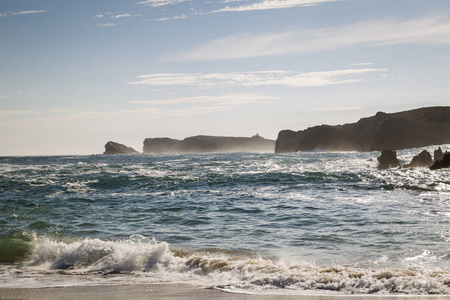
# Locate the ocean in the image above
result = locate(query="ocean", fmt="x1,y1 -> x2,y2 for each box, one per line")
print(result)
1,146 -> 450,295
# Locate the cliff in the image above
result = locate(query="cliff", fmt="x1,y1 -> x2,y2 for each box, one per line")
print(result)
104,141 -> 140,155
143,135 -> 275,153
275,107 -> 450,153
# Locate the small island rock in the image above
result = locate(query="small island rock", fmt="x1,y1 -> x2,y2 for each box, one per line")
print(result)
430,152 -> 450,170
377,149 -> 400,170
434,147 -> 444,162
104,141 -> 139,155
403,150 -> 433,168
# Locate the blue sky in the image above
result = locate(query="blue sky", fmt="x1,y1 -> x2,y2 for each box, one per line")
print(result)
1,0 -> 450,155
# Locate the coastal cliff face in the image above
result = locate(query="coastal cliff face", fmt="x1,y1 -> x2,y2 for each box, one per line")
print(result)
104,141 -> 139,155
143,135 -> 275,153
275,107 -> 450,153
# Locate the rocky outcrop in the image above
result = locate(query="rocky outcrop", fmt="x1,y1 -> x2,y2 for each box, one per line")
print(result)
377,149 -> 400,170
142,138 -> 180,154
274,130 -> 304,153
143,135 -> 275,153
434,147 -> 444,162
403,150 -> 433,168
430,153 -> 450,170
104,141 -> 139,155
275,107 -> 450,153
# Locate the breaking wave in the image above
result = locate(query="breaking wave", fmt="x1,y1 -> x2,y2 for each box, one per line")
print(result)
3,235 -> 448,295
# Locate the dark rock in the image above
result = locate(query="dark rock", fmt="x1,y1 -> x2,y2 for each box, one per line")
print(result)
104,141 -> 139,155
143,135 -> 275,154
403,150 -> 433,168
430,152 -> 450,170
434,147 -> 444,162
275,130 -> 304,153
297,125 -> 363,151
377,149 -> 400,170
275,107 -> 450,153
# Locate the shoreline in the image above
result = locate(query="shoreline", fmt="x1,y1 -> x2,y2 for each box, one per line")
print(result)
1,284 -> 450,300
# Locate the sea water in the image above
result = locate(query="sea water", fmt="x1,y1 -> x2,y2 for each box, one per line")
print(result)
1,146 -> 450,295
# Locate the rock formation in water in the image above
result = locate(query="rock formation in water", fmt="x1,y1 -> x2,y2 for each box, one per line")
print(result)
104,141 -> 139,155
434,147 -> 444,162
143,134 -> 275,153
275,107 -> 450,153
402,150 -> 433,168
377,149 -> 400,170
430,152 -> 450,170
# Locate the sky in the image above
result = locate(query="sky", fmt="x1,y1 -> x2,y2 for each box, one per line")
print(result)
1,0 -> 450,155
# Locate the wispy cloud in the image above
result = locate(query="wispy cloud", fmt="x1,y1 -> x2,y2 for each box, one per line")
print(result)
131,93 -> 279,105
0,9 -> 47,18
2,94 -> 276,129
212,0 -> 340,13
97,23 -> 117,27
173,16 -> 450,61
352,62 -> 373,66
112,14 -> 132,18
12,9 -> 47,15
136,0 -> 189,7
148,14 -> 188,22
129,69 -> 387,88
129,93 -> 279,118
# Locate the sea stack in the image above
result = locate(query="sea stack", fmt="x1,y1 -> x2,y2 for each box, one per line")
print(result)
103,141 -> 139,155
377,149 -> 400,170
430,153 -> 450,170
403,150 -> 433,168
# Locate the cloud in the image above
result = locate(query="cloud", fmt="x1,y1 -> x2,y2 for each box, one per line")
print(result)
136,0 -> 189,7
131,93 -> 279,105
212,0 -> 340,13
2,94 -> 275,130
173,16 -> 450,61
112,14 -> 132,18
0,9 -> 47,17
12,9 -> 47,15
97,23 -> 117,27
149,14 -> 188,22
129,93 -> 279,118
129,69 -> 387,88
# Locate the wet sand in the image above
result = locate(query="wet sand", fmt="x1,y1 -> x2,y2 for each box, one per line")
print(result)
1,284 -> 450,300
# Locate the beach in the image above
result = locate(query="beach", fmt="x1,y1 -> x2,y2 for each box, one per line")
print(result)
1,284 -> 450,300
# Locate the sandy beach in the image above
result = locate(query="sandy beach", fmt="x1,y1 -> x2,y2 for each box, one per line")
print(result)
1,284 -> 450,300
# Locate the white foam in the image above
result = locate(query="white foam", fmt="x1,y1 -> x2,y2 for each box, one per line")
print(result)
11,235 -> 450,295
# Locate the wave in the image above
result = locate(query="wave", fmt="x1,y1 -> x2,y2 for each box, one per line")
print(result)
3,234 -> 449,295
0,232 -> 34,263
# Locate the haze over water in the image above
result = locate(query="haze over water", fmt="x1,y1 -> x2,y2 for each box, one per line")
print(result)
1,146 -> 450,295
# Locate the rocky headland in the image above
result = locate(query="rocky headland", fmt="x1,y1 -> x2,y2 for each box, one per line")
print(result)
143,134 -> 275,153
275,107 -> 450,153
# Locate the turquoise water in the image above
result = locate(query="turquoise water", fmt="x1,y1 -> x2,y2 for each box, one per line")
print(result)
1,148 -> 450,294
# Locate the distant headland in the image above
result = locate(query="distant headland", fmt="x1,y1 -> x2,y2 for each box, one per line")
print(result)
275,106 -> 450,153
103,134 -> 275,154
